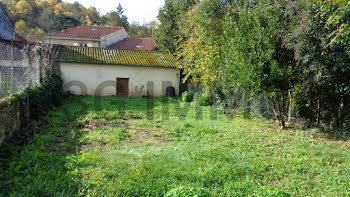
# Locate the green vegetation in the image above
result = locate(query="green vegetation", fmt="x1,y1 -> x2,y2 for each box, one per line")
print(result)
158,0 -> 350,130
156,0 -> 200,52
1,0 -> 156,40
199,93 -> 211,106
1,97 -> 350,196
182,91 -> 194,102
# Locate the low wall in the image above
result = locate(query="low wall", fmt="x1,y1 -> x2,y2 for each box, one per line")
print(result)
0,97 -> 21,144
0,74 -> 63,146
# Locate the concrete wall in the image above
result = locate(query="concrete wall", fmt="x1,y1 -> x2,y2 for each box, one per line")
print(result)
60,62 -> 180,97
101,29 -> 129,48
45,37 -> 100,47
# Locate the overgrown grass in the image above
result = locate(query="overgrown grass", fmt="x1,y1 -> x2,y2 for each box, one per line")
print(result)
1,96 -> 350,196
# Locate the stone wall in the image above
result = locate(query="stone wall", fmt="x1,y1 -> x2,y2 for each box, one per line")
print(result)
0,73 -> 62,146
0,97 -> 21,145
0,39 -> 62,146
0,39 -> 44,99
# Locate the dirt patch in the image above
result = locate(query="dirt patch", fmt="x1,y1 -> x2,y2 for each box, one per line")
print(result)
46,132 -> 79,155
126,124 -> 175,145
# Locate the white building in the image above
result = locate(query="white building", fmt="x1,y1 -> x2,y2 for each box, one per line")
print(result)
58,46 -> 180,97
46,25 -> 129,48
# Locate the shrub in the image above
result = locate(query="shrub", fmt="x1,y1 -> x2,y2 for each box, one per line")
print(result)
116,127 -> 129,141
182,91 -> 194,102
200,93 -> 211,106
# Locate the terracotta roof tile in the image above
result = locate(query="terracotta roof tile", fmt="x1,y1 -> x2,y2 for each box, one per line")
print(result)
58,46 -> 177,68
110,38 -> 157,50
47,25 -> 124,39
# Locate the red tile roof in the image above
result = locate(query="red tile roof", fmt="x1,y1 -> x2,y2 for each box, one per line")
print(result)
47,25 -> 124,39
110,38 -> 157,51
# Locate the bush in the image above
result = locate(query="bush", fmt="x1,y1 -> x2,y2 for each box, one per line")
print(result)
116,127 -> 129,141
182,91 -> 194,102
200,93 -> 211,106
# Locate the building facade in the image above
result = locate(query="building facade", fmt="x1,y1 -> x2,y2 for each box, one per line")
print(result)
58,46 -> 180,97
46,25 -> 129,48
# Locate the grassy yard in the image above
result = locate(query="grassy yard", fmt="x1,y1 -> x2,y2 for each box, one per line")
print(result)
1,96 -> 350,196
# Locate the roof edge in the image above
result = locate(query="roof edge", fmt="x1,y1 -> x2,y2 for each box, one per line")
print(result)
58,60 -> 178,69
46,35 -> 101,41
47,25 -> 125,39
62,45 -> 174,54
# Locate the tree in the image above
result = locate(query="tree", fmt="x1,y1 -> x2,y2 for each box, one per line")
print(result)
287,0 -> 350,130
49,14 -> 81,32
316,0 -> 350,53
3,0 -> 18,20
150,20 -> 159,38
15,0 -> 34,20
2,0 -> 103,33
176,0 -> 227,87
15,20 -> 27,35
128,23 -> 152,38
54,3 -> 64,15
105,3 -> 129,29
86,7 -> 101,25
28,27 -> 45,40
223,1 -> 295,129
38,8 -> 55,32
156,0 -> 200,52
48,0 -> 58,7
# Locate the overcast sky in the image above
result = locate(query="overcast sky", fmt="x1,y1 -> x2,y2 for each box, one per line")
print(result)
63,0 -> 164,24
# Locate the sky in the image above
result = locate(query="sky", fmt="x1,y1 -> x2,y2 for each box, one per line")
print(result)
63,0 -> 164,24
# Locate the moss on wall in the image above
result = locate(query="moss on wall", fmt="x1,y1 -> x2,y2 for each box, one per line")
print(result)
0,74 -> 63,145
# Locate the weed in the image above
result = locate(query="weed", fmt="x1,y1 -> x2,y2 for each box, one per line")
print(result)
115,127 -> 129,141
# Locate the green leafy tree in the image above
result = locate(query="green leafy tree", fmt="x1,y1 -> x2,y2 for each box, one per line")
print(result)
86,7 -> 101,25
14,0 -> 34,20
223,1 -> 296,129
38,8 -> 55,32
28,27 -> 45,40
176,0 -> 227,87
128,22 -> 152,38
49,14 -> 81,32
15,20 -> 27,35
317,0 -> 350,53
287,0 -> 350,130
156,0 -> 200,52
105,3 -> 129,30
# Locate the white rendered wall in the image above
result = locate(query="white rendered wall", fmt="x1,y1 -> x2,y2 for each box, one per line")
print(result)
60,62 -> 180,97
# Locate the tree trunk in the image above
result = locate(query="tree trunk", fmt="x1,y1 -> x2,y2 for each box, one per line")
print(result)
271,93 -> 287,130
317,97 -> 320,127
287,89 -> 292,123
336,99 -> 344,131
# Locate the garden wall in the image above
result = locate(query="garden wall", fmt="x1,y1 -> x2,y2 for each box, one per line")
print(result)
0,74 -> 63,146
0,39 -> 62,146
0,97 -> 21,144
